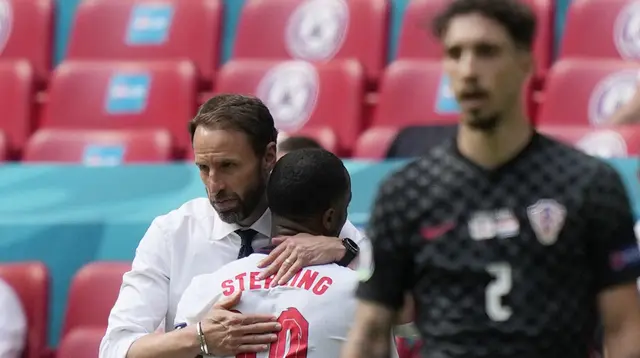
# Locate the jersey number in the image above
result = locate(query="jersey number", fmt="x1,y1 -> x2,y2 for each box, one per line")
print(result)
485,263 -> 513,322
236,307 -> 309,358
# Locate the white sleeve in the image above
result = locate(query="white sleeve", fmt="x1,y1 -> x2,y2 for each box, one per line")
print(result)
339,219 -> 372,273
0,281 -> 26,358
99,218 -> 172,358
174,274 -> 224,327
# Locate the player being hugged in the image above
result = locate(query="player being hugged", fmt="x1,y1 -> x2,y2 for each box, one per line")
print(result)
174,148 -> 401,358
343,0 -> 640,358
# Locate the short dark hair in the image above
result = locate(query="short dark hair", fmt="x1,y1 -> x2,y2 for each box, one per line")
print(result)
188,94 -> 279,155
278,136 -> 322,153
268,148 -> 350,219
431,0 -> 536,51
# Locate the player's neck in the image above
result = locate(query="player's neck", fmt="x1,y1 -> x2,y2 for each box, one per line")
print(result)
271,216 -> 323,238
457,109 -> 533,170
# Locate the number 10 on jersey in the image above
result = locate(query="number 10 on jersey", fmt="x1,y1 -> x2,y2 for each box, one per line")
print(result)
485,262 -> 513,322
236,308 -> 309,358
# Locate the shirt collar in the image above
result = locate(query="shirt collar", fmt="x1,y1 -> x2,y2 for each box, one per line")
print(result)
211,208 -> 272,241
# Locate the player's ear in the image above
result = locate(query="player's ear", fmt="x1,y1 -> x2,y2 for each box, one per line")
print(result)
263,142 -> 277,171
322,208 -> 336,233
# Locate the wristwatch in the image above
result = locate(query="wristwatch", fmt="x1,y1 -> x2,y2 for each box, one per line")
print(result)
337,238 -> 359,267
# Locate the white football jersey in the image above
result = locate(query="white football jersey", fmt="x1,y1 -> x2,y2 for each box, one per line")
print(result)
175,253 -> 398,358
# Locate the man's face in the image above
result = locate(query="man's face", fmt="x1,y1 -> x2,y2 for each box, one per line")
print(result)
441,13 -> 532,130
193,126 -> 276,223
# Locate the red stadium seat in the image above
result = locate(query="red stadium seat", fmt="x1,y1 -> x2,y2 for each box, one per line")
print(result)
42,60 -> 197,155
374,60 -> 460,127
538,124 -> 640,157
282,127 -> 339,154
353,127 -> 399,159
561,0 -> 640,61
0,60 -> 36,158
0,262 -> 50,358
215,59 -> 365,154
396,0 -> 554,77
233,0 -> 389,83
0,0 -> 54,81
67,0 -> 222,86
57,327 -> 104,358
23,128 -> 174,164
62,262 -> 130,337
537,59 -> 639,126
0,131 -> 6,161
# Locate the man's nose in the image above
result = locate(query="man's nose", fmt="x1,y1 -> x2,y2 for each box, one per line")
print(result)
459,52 -> 479,80
204,171 -> 226,195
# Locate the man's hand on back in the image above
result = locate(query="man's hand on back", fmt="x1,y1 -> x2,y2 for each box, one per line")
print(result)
201,291 -> 281,356
256,234 -> 345,284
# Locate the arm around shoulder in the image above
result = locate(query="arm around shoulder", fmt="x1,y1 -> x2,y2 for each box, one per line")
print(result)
100,217 -> 195,358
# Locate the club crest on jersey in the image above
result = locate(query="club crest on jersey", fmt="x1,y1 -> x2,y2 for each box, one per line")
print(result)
527,199 -> 566,246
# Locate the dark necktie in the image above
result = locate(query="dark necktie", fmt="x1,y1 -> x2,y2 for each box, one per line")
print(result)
236,229 -> 258,259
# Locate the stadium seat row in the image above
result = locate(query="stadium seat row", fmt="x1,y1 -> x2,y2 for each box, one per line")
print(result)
1,58 -> 639,162
0,261 -> 129,358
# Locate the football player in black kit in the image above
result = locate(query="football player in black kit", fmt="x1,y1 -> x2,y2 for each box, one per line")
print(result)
342,1 -> 640,358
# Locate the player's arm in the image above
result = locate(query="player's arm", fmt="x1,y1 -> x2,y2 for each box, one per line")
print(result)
342,175 -> 415,358
99,219 -> 202,358
585,164 -> 640,358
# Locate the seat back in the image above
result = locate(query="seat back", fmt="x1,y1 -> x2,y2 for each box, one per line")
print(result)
0,60 -> 35,156
57,327 -> 105,358
538,124 -> 640,157
0,262 -> 49,358
23,128 -> 174,164
537,59 -> 640,126
62,261 -> 131,337
561,0 -> 639,61
42,60 -> 197,152
0,0 -> 54,79
67,0 -> 222,83
397,0 -> 553,76
216,59 -> 365,153
353,127 -> 399,159
234,0 -> 389,82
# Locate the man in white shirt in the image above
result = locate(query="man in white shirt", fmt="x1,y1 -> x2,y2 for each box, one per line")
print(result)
100,95 -> 370,358
0,277 -> 27,358
175,148 -> 397,358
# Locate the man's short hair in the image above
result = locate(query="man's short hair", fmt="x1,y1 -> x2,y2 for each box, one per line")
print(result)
268,148 -> 349,219
431,0 -> 537,51
278,136 -> 322,153
188,94 -> 278,156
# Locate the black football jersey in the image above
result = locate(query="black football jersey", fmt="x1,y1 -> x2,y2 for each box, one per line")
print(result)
356,132 -> 640,358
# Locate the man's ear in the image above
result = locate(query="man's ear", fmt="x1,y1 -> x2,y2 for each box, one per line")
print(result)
264,142 -> 277,170
322,208 -> 336,232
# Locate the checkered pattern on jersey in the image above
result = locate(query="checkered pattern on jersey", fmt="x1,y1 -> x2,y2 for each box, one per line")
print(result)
357,133 -> 640,358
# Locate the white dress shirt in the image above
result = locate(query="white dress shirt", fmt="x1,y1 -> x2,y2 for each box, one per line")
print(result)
99,198 -> 370,358
0,278 -> 26,358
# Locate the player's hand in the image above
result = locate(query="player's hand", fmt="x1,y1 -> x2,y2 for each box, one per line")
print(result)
200,291 -> 281,356
257,234 -> 345,285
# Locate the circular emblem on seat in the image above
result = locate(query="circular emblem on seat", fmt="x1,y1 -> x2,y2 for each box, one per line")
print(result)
588,70 -> 639,125
0,0 -> 13,54
256,61 -> 320,131
576,130 -> 628,158
614,1 -> 640,59
285,0 -> 349,61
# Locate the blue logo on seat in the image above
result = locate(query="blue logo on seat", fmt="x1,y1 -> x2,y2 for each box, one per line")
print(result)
126,3 -> 174,45
82,145 -> 125,166
105,73 -> 151,114
434,74 -> 460,114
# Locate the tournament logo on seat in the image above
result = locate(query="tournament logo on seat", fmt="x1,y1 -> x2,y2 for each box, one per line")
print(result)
576,130 -> 628,158
588,70 -> 639,125
614,1 -> 640,60
285,0 -> 349,61
256,61 -> 319,132
0,0 -> 13,54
